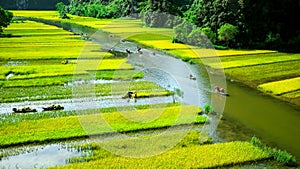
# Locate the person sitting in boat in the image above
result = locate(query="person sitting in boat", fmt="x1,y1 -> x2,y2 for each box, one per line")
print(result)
214,85 -> 220,92
137,47 -> 143,54
120,39 -> 125,43
126,48 -> 131,54
189,74 -> 196,80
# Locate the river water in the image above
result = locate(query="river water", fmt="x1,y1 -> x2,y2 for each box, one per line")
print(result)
220,81 -> 300,160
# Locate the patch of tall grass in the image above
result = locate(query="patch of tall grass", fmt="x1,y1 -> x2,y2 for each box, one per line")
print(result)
251,136 -> 297,166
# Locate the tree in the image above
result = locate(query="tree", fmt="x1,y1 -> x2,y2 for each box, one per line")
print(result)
201,27 -> 216,44
187,28 -> 212,48
56,2 -> 69,19
174,20 -> 194,43
217,23 -> 239,46
242,0 -> 300,51
185,0 -> 244,33
0,6 -> 13,33
139,0 -> 192,28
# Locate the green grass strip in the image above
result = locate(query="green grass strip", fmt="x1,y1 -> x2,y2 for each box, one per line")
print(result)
225,60 -> 300,86
208,53 -> 300,69
0,81 -> 170,103
258,77 -> 300,95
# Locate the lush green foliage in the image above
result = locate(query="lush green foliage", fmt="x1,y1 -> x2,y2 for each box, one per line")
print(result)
251,137 -> 297,166
56,2 -> 69,19
201,27 -> 216,44
63,0 -> 138,19
0,6 -> 13,33
184,0 -> 244,33
217,23 -> 239,46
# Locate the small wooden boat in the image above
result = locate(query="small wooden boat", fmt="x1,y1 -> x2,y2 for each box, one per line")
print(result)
189,74 -> 196,80
12,107 -> 37,113
42,105 -> 64,111
217,91 -> 230,96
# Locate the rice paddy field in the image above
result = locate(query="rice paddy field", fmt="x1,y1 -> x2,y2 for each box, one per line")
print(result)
0,105 -> 206,147
12,11 -> 299,106
52,139 -> 270,169
0,10 -> 298,168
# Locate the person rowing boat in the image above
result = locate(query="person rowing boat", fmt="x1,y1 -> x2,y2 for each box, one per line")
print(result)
214,85 -> 229,96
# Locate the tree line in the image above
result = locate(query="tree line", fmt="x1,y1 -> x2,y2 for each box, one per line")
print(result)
3,0 -> 298,51
57,0 -> 299,51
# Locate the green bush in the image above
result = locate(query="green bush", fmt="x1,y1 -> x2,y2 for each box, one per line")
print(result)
271,149 -> 297,166
201,27 -> 216,44
174,20 -> 194,44
0,6 -> 13,33
213,45 -> 229,50
250,136 -> 297,166
217,23 -> 239,47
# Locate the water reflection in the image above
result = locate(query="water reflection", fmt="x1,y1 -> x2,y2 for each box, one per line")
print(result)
0,144 -> 82,169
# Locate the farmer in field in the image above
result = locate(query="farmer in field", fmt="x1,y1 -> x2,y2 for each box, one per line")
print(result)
126,91 -> 133,102
133,91 -> 137,103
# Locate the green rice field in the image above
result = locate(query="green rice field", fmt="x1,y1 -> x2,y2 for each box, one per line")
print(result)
258,77 -> 300,105
0,105 -> 205,147
51,134 -> 270,169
